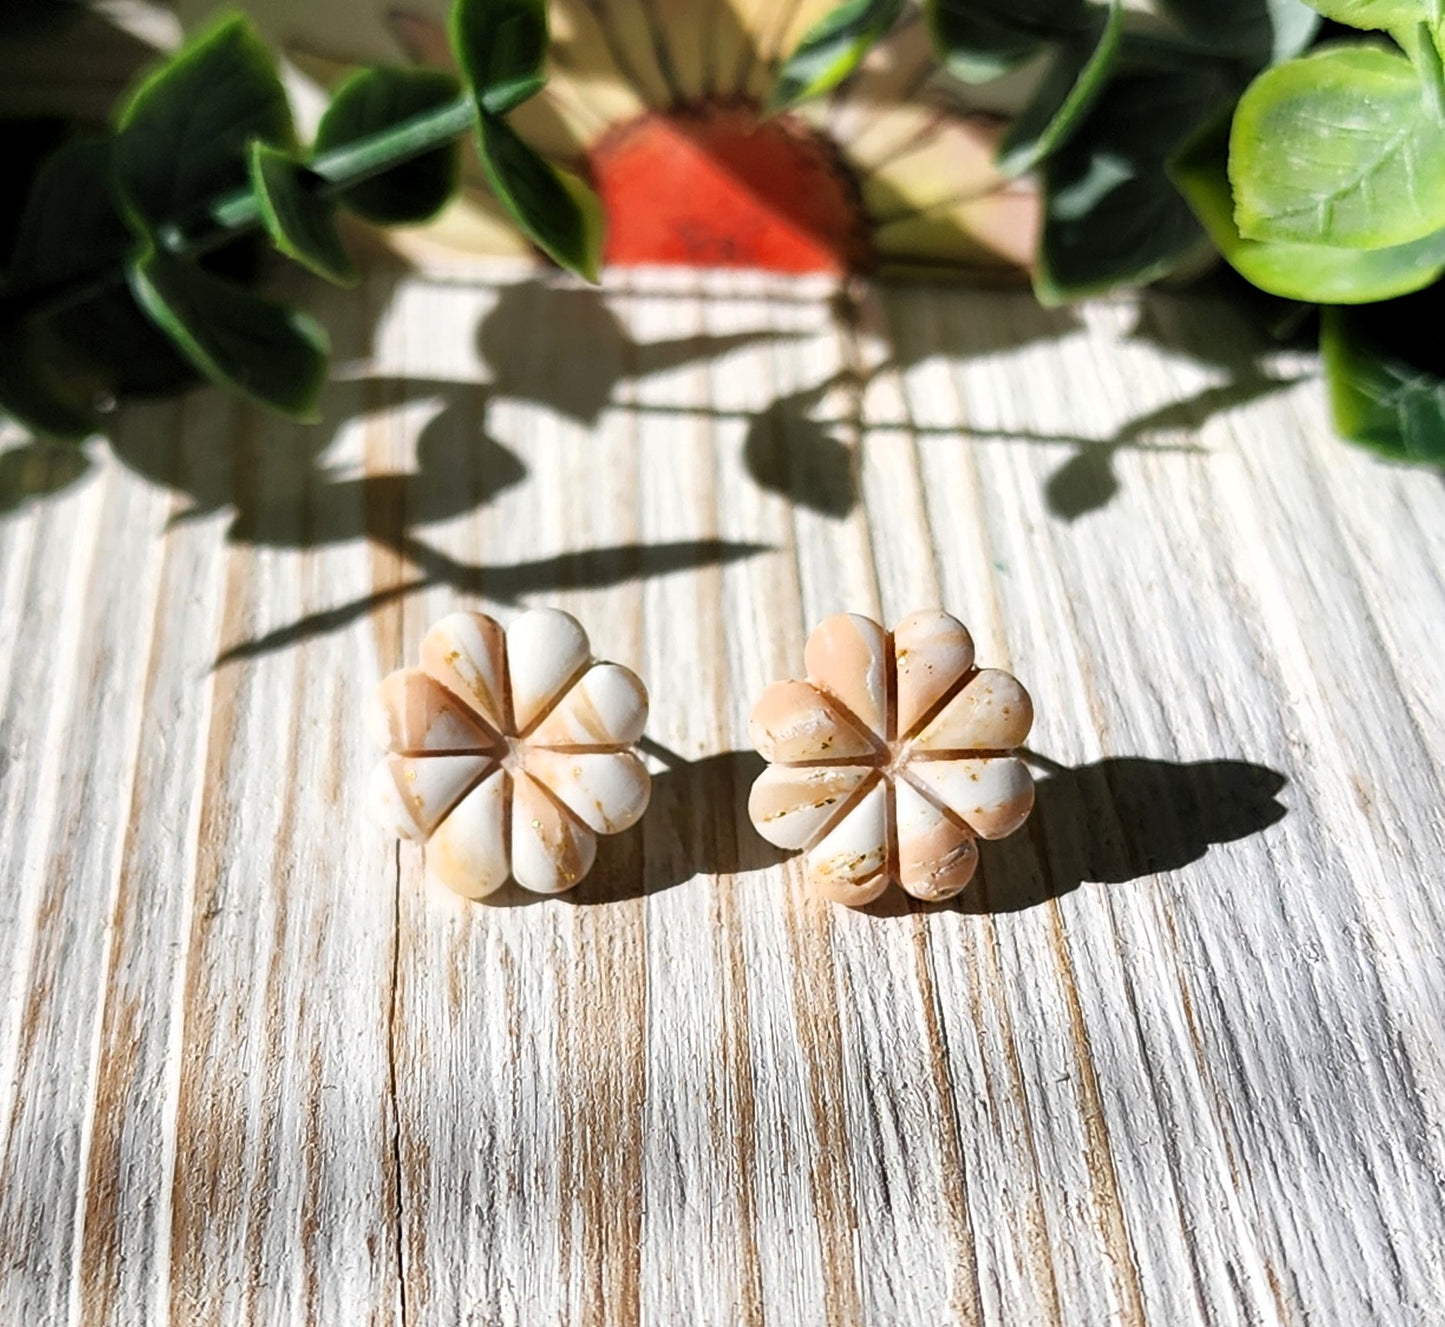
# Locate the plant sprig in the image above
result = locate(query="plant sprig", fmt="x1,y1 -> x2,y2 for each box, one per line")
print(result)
776,0 -> 1445,465
0,0 -> 602,436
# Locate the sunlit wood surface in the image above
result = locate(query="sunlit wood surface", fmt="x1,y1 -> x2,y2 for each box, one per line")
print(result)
2,262 -> 1443,1325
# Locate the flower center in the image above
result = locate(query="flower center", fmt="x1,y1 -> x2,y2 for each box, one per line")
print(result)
588,101 -> 873,275
500,733 -> 527,775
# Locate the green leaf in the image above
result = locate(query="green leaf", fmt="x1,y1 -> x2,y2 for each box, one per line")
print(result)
1036,51 -> 1230,302
1157,0 -> 1320,65
113,14 -> 294,236
769,0 -> 905,110
473,113 -> 603,281
1231,45 -> 1445,250
1321,296 -> 1445,463
450,0 -> 549,116
248,143 -> 356,286
129,249 -> 328,419
0,117 -> 68,274
3,137 -> 133,298
0,315 -> 96,440
1173,115 -> 1445,301
925,0 -> 1086,83
47,289 -> 199,397
997,2 -> 1123,177
314,67 -> 464,225
1300,0 -> 1436,30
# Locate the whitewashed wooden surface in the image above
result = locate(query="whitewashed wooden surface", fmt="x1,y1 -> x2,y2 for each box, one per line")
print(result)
3,263 -> 1444,1326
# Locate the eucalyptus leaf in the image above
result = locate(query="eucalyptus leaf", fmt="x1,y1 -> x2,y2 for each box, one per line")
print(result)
4,137 -> 132,298
248,143 -> 356,286
113,14 -> 294,237
925,0 -> 1086,82
769,0 -> 905,110
314,68 -> 463,225
0,116 -> 67,274
473,113 -> 603,281
47,288 -> 199,396
0,316 -> 96,440
129,249 -> 328,419
1036,52 -> 1229,302
450,0 -> 549,116
1157,0 -> 1320,65
998,1 -> 1123,177
1173,115 -> 1445,301
1231,45 -> 1445,250
1321,297 -> 1445,464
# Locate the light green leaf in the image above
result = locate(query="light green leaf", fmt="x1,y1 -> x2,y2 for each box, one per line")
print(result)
314,68 -> 463,225
1231,45 -> 1445,250
0,316 -> 96,440
113,15 -> 294,237
1036,55 -> 1227,302
1173,115 -> 1445,301
1321,298 -> 1445,464
248,143 -> 356,286
769,0 -> 905,110
925,0 -> 1085,83
450,0 -> 549,116
473,114 -> 603,281
129,249 -> 328,419
1301,0 -> 1436,30
998,1 -> 1123,177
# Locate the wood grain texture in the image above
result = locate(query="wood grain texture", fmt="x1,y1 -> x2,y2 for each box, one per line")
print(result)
2,264 -> 1444,1326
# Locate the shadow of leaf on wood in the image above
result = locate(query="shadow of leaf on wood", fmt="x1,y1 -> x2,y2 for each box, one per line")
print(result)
743,388 -> 858,517
960,756 -> 1288,914
479,750 -> 786,907
213,538 -> 769,665
0,441 -> 91,515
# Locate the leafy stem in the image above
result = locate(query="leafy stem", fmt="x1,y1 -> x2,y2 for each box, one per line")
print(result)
21,95 -> 479,326
0,0 -> 602,436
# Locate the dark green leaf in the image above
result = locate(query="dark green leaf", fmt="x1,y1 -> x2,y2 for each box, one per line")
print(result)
47,288 -> 199,396
4,137 -> 132,299
998,1 -> 1123,176
473,113 -> 603,281
248,142 -> 356,286
0,315 -> 97,439
113,14 -> 294,236
314,67 -> 463,225
129,249 -> 328,419
769,0 -> 905,110
450,0 -> 549,115
925,0 -> 1087,83
1156,0 -> 1320,65
1036,49 -> 1232,302
0,116 -> 68,273
1231,45 -> 1445,249
1172,115 -> 1445,301
1321,295 -> 1445,464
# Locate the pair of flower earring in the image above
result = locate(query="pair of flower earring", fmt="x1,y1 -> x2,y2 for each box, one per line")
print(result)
368,607 -> 1035,907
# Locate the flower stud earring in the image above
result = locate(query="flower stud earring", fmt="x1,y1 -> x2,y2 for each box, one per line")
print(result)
368,608 -> 650,898
748,611 -> 1034,906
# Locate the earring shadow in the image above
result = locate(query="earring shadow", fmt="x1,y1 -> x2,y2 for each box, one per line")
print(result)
479,748 -> 785,907
960,755 -> 1288,914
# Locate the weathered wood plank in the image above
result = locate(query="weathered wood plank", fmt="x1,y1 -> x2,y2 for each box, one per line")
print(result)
2,266 -> 1444,1325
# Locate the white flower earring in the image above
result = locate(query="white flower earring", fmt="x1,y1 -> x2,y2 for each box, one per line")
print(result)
368,608 -> 650,899
747,611 -> 1035,906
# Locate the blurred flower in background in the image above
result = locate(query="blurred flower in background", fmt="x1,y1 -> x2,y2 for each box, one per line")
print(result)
175,0 -> 1039,277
